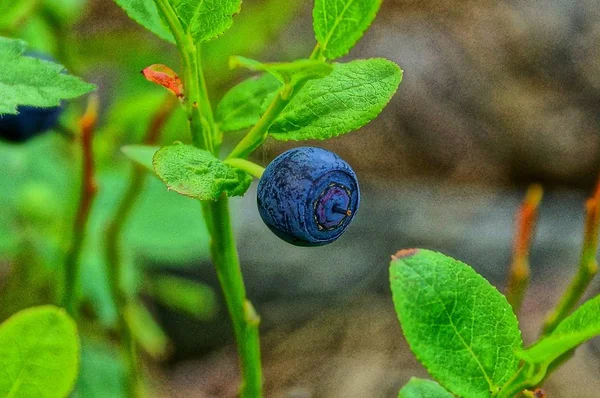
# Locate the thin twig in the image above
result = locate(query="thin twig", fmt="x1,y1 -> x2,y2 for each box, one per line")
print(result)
542,177 -> 600,335
105,94 -> 176,398
506,184 -> 543,313
63,95 -> 99,316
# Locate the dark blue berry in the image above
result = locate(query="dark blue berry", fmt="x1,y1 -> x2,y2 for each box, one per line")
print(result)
0,105 -> 63,143
0,52 -> 64,144
257,147 -> 360,246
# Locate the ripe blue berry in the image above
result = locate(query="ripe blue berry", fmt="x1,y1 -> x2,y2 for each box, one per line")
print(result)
0,52 -> 64,144
257,147 -> 360,246
0,105 -> 63,143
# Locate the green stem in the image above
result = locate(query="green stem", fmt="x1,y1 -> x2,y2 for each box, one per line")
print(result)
105,95 -> 175,398
224,158 -> 265,179
226,83 -> 294,160
105,168 -> 145,398
153,2 -> 263,394
203,199 -> 262,397
153,0 -> 212,152
542,191 -> 600,335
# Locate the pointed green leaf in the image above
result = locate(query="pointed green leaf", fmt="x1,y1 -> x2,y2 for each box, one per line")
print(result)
112,0 -> 174,42
146,274 -> 217,320
0,306 -> 79,398
390,249 -> 522,398
216,74 -> 281,132
519,294 -> 600,365
269,58 -> 402,141
313,0 -> 382,60
229,56 -> 333,86
125,302 -> 169,358
121,145 -> 160,173
0,37 -> 95,115
398,378 -> 454,398
172,0 -> 241,43
153,143 -> 252,200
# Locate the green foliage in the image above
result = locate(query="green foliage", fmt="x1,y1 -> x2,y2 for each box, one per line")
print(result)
153,143 -> 252,200
74,338 -> 126,398
0,37 -> 95,114
0,306 -> 79,398
230,56 -> 333,86
520,293 -> 600,366
113,0 -> 174,42
398,378 -> 454,398
121,145 -> 159,173
268,59 -> 402,141
215,74 -> 281,132
172,0 -> 241,43
313,0 -> 382,60
146,274 -> 217,320
125,302 -> 169,358
390,249 -> 522,398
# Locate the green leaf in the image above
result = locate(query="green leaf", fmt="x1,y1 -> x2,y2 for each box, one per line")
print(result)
121,145 -> 160,173
0,37 -> 95,115
125,302 -> 169,358
172,0 -> 241,43
398,378 -> 454,398
146,274 -> 218,320
112,0 -> 174,43
153,143 -> 252,200
519,294 -> 600,365
313,0 -> 382,60
269,58 -> 402,141
216,74 -> 282,132
389,249 -> 522,398
0,306 -> 79,398
229,56 -> 333,86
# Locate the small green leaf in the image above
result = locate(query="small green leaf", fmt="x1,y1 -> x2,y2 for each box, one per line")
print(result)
153,143 -> 252,200
112,0 -> 174,42
390,249 -> 522,398
519,294 -> 600,365
216,74 -> 281,132
172,0 -> 241,43
146,274 -> 218,320
125,302 -> 169,358
0,37 -> 95,115
0,306 -> 79,398
313,0 -> 382,60
230,56 -> 333,86
398,378 -> 454,398
121,145 -> 160,173
269,58 -> 402,141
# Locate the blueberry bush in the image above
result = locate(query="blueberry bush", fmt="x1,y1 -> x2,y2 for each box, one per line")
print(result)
2,0 -> 600,397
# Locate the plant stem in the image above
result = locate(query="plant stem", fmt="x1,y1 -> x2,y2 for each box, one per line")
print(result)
203,199 -> 262,397
152,2 -> 263,394
63,95 -> 99,316
105,95 -> 176,397
226,83 -> 294,160
153,0 -> 212,152
224,158 -> 265,179
542,179 -> 600,335
506,184 -> 543,313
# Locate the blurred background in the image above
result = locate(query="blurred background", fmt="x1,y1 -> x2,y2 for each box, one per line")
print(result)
1,0 -> 600,396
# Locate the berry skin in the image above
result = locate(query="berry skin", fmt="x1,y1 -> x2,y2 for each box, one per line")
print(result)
257,147 -> 360,246
0,105 -> 63,143
0,52 -> 64,144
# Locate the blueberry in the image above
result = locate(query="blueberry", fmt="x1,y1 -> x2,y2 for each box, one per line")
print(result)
0,52 -> 64,144
257,147 -> 360,246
